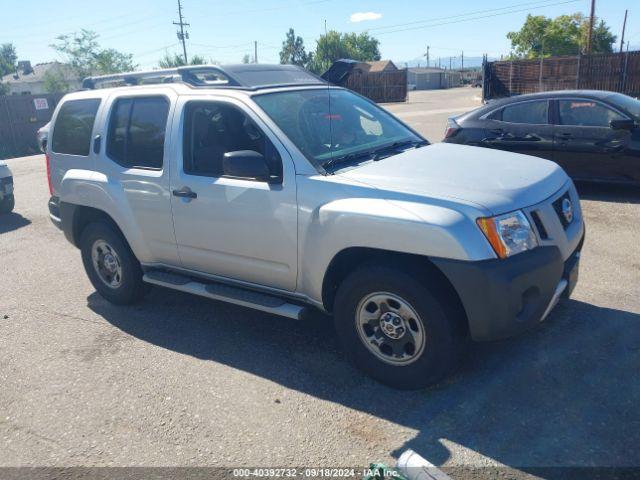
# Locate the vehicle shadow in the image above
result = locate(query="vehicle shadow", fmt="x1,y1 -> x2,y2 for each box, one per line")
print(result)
88,290 -> 640,471
575,181 -> 640,205
0,212 -> 31,234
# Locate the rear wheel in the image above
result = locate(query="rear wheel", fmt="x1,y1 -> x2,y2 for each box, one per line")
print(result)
0,194 -> 14,214
80,222 -> 149,305
333,264 -> 464,389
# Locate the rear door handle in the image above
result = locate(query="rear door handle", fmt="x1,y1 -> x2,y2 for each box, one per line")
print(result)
558,132 -> 572,138
93,134 -> 101,154
172,187 -> 197,200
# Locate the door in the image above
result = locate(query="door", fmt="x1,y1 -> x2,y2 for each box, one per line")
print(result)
481,100 -> 555,160
553,98 -> 633,181
170,97 -> 298,292
100,93 -> 179,266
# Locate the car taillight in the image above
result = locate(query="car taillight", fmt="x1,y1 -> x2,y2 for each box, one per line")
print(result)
45,154 -> 53,195
444,127 -> 459,139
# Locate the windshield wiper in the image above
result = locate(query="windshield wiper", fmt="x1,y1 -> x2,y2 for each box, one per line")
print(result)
371,139 -> 428,160
321,139 -> 428,172
322,149 -> 376,172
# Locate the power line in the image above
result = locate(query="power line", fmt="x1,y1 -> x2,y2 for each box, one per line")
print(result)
362,0 -> 579,33
371,0 -> 583,36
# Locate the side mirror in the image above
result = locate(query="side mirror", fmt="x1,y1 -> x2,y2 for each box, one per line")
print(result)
223,150 -> 271,181
610,118 -> 636,131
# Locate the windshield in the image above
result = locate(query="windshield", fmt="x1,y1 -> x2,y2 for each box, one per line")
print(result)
253,88 -> 425,171
608,93 -> 640,120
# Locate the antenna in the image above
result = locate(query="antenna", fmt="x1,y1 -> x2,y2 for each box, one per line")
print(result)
173,0 -> 190,64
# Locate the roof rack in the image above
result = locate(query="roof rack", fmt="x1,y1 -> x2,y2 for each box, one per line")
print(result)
82,64 -> 327,91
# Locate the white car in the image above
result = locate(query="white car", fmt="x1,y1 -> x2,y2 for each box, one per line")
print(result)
0,160 -> 14,214
45,65 -> 584,389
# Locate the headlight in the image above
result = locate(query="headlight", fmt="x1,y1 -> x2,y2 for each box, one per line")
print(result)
477,210 -> 538,259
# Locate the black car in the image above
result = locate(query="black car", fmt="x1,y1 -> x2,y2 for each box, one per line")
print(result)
443,90 -> 640,184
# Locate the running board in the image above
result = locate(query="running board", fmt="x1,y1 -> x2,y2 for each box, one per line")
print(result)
143,270 -> 304,320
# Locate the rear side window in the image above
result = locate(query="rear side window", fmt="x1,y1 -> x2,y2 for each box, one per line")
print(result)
51,99 -> 101,156
107,96 -> 170,169
501,101 -> 548,124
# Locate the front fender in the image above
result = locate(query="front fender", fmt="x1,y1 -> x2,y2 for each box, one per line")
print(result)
298,196 -> 495,303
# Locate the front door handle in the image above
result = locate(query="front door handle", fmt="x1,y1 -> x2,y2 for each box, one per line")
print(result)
172,187 -> 197,200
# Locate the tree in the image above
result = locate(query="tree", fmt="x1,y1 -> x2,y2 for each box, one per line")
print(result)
43,69 -> 70,94
279,28 -> 309,67
507,13 -> 616,58
241,53 -> 252,64
51,29 -> 136,79
308,31 -> 381,74
0,43 -> 17,77
0,43 -> 17,95
158,52 -> 206,68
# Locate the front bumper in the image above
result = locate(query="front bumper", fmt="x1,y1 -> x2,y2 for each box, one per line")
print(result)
432,234 -> 583,342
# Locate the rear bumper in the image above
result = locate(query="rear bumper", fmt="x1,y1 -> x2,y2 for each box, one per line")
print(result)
48,196 -> 62,229
432,234 -> 583,342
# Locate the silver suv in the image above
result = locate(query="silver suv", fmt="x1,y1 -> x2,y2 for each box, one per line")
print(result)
46,65 -> 584,389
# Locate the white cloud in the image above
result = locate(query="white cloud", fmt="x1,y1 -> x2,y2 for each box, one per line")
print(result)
350,12 -> 383,23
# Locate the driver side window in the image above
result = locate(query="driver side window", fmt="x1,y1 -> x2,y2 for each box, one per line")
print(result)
183,101 -> 281,179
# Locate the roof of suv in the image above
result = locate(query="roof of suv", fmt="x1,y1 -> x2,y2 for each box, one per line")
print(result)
82,64 -> 327,91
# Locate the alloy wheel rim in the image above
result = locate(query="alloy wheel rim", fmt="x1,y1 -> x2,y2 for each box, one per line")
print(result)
91,240 -> 123,289
355,292 -> 426,366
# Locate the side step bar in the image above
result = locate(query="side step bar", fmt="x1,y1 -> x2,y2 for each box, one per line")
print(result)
143,270 -> 305,320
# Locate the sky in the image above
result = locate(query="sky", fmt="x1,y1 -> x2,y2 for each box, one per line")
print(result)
2,0 -> 638,70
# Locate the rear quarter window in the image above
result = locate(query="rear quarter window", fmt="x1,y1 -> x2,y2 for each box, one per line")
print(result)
51,99 -> 101,156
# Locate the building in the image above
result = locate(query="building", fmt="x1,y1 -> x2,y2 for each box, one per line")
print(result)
0,61 -> 80,95
407,67 -> 461,90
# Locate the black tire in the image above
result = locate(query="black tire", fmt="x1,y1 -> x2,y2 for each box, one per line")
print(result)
333,264 -> 464,390
80,222 -> 149,305
0,194 -> 15,214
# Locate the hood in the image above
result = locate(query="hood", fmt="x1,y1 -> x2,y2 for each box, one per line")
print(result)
337,143 -> 568,215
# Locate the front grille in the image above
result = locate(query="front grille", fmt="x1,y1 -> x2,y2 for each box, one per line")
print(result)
530,210 -> 548,240
552,191 -> 572,229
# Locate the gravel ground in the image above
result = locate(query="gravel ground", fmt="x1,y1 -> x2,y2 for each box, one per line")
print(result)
0,88 -> 638,475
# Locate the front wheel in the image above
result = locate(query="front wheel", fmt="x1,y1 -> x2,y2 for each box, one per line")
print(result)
80,222 -> 149,305
333,265 -> 464,389
0,194 -> 15,214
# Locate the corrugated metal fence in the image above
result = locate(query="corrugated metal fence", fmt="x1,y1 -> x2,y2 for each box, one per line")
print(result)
0,94 -> 63,159
483,51 -> 640,100
344,70 -> 408,103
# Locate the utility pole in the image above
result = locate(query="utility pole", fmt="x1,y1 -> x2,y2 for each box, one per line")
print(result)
425,46 -> 430,67
449,56 -> 452,70
619,9 -> 628,54
461,50 -> 464,74
173,0 -> 190,64
254,41 -> 258,64
586,0 -> 596,55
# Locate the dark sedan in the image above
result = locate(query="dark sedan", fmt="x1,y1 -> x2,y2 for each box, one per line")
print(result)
443,90 -> 640,184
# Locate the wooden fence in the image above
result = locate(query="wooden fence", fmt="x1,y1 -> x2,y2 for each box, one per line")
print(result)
0,94 -> 64,159
483,50 -> 640,100
343,70 -> 408,103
